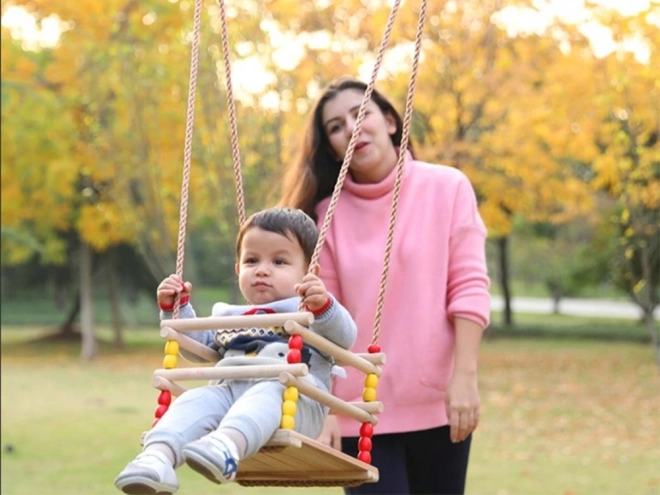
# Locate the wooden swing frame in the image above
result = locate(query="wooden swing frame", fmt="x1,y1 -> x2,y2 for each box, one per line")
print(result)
153,312 -> 385,486
143,0 -> 428,487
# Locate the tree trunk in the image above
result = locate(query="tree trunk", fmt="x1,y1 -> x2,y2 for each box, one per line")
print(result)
638,243 -> 660,371
552,294 -> 561,315
0,267 -> 7,299
496,236 -> 513,326
59,290 -> 80,335
106,250 -> 125,348
80,241 -> 97,360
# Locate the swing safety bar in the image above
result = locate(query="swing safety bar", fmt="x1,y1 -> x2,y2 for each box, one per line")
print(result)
284,321 -> 383,377
279,372 -> 379,426
161,312 -> 314,332
154,363 -> 309,382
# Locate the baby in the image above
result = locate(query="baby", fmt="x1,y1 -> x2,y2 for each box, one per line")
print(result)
115,207 -> 357,494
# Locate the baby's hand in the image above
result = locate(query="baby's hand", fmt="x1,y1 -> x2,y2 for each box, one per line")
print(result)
295,273 -> 329,312
157,274 -> 192,308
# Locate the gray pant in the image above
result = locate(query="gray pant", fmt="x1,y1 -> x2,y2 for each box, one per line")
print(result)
144,377 -> 327,466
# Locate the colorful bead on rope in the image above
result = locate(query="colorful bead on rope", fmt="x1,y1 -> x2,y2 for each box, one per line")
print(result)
358,422 -> 374,464
358,343 -> 381,464
281,334 -> 303,429
153,390 -> 171,427
281,386 -> 299,430
287,334 -> 303,364
152,340 -> 179,426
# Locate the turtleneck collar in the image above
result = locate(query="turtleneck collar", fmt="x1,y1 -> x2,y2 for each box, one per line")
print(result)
343,149 -> 412,199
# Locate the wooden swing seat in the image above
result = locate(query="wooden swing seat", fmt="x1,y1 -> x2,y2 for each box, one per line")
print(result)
236,429 -> 378,487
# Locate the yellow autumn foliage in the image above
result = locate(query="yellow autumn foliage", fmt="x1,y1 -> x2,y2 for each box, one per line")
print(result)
2,0 -> 658,270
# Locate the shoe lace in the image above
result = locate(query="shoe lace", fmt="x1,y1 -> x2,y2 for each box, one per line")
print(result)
220,450 -> 238,477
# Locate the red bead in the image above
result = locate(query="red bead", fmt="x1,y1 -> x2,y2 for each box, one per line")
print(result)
367,344 -> 381,353
358,436 -> 372,452
357,451 -> 372,464
359,422 -> 374,438
158,390 -> 172,406
287,349 -> 302,363
289,335 -> 303,350
152,417 -> 160,427
155,404 -> 168,418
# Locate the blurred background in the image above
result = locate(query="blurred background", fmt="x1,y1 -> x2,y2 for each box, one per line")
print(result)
1,0 -> 659,494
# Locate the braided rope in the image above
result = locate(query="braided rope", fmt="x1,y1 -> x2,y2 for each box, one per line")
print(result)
172,0 -> 203,319
299,0 -> 402,314
159,0 -> 427,485
217,0 -> 246,226
310,0 -> 426,345
309,0 -> 402,273
370,0 -> 427,345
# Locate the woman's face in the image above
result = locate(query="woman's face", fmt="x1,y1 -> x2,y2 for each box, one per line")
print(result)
321,88 -> 398,184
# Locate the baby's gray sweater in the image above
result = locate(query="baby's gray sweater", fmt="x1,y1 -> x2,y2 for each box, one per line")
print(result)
160,295 -> 357,391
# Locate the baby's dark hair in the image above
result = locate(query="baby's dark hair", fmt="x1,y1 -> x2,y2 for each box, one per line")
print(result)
235,207 -> 319,264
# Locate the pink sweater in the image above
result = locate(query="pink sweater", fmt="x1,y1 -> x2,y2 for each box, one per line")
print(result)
316,152 -> 491,437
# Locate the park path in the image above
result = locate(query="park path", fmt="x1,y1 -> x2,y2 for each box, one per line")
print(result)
490,296 -> 660,320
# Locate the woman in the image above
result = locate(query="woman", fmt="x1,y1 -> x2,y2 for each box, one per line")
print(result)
280,77 -> 491,495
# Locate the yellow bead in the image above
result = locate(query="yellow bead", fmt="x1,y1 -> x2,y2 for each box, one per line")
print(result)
164,340 -> 179,355
281,414 -> 295,430
362,387 -> 377,402
283,386 -> 299,402
282,400 -> 297,417
163,354 -> 178,369
364,373 -> 378,389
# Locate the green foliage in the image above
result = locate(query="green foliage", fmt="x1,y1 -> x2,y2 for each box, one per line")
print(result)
508,218 -> 616,301
0,283 -> 234,327
488,312 -> 649,343
610,206 -> 660,309
0,76 -> 78,265
0,226 -> 42,255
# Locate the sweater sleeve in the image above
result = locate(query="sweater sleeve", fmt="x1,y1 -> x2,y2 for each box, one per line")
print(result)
446,174 -> 491,329
310,293 -> 357,351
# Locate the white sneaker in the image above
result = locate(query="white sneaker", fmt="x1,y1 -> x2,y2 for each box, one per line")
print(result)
182,436 -> 239,484
114,451 -> 179,495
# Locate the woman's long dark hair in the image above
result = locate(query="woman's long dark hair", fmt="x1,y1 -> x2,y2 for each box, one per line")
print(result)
280,77 -> 413,221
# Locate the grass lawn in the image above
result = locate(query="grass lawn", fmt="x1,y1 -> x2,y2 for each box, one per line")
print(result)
1,326 -> 659,495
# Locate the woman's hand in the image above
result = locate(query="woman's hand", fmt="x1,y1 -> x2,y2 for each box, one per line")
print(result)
317,415 -> 342,451
445,370 -> 480,443
446,317 -> 483,443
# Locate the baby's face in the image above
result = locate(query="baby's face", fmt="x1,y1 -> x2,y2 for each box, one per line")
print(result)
235,227 -> 308,305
